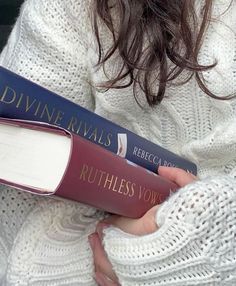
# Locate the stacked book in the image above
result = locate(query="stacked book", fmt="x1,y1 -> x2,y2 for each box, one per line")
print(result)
0,67 -> 197,218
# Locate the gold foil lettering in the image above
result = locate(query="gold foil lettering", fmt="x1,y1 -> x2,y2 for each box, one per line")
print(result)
105,133 -> 112,147
83,123 -> 92,137
144,189 -> 151,202
78,163 -> 162,204
129,182 -> 136,197
0,86 -> 16,104
88,167 -> 98,184
112,176 -> 119,192
40,104 -> 55,122
54,110 -> 64,126
79,164 -> 89,180
16,93 -> 24,108
98,170 -> 106,186
67,116 -> 77,132
118,178 -> 126,194
34,101 -> 42,116
104,173 -> 114,190
88,128 -> 98,142
151,191 -> 158,204
25,96 -> 37,112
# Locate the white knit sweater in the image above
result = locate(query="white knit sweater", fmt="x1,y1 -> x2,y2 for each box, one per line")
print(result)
0,0 -> 236,285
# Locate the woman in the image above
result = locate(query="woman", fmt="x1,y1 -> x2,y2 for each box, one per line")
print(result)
0,0 -> 235,285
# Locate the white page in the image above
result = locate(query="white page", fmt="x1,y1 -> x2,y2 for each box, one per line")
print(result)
0,123 -> 71,192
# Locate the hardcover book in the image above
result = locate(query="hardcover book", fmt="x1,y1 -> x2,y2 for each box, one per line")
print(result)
0,117 -> 178,218
0,66 -> 197,175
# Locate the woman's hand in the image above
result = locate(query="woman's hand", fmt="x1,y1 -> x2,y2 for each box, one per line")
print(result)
88,167 -> 197,285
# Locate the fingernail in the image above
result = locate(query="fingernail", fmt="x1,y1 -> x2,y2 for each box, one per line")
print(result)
157,165 -> 166,174
158,165 -> 169,171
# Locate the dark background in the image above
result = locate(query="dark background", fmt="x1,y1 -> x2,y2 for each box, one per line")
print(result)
0,0 -> 24,52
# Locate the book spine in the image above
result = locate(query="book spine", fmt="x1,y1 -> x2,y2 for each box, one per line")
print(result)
57,131 -> 178,218
0,117 -> 178,218
0,66 -> 197,175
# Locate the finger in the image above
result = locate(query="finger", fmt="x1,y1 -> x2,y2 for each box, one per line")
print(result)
158,166 -> 197,187
98,216 -> 142,235
88,233 -> 119,283
98,205 -> 159,236
95,272 -> 120,286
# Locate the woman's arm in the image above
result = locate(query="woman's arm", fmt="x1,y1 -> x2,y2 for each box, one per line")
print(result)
91,154 -> 236,285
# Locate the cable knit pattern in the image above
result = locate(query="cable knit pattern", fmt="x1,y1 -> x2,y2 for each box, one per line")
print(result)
0,0 -> 236,285
6,200 -> 103,286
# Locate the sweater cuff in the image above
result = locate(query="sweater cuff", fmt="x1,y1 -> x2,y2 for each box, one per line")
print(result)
103,176 -> 236,285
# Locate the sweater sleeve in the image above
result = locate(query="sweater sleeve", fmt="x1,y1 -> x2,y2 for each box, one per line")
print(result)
103,176 -> 236,285
102,119 -> 236,286
0,0 -> 94,110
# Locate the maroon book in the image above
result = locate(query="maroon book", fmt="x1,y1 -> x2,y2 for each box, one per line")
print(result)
0,117 -> 178,218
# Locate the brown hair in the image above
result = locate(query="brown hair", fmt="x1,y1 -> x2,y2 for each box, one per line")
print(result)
93,0 -> 229,106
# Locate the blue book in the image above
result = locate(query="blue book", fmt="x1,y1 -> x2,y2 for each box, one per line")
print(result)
0,66 -> 197,175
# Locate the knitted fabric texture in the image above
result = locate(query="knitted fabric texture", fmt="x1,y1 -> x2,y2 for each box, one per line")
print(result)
0,0 -> 236,285
103,176 -> 236,285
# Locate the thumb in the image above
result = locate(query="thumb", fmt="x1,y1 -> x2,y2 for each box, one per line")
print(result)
158,166 -> 197,187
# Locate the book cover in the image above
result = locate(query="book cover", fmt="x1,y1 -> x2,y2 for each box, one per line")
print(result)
0,117 -> 178,218
0,66 -> 197,175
